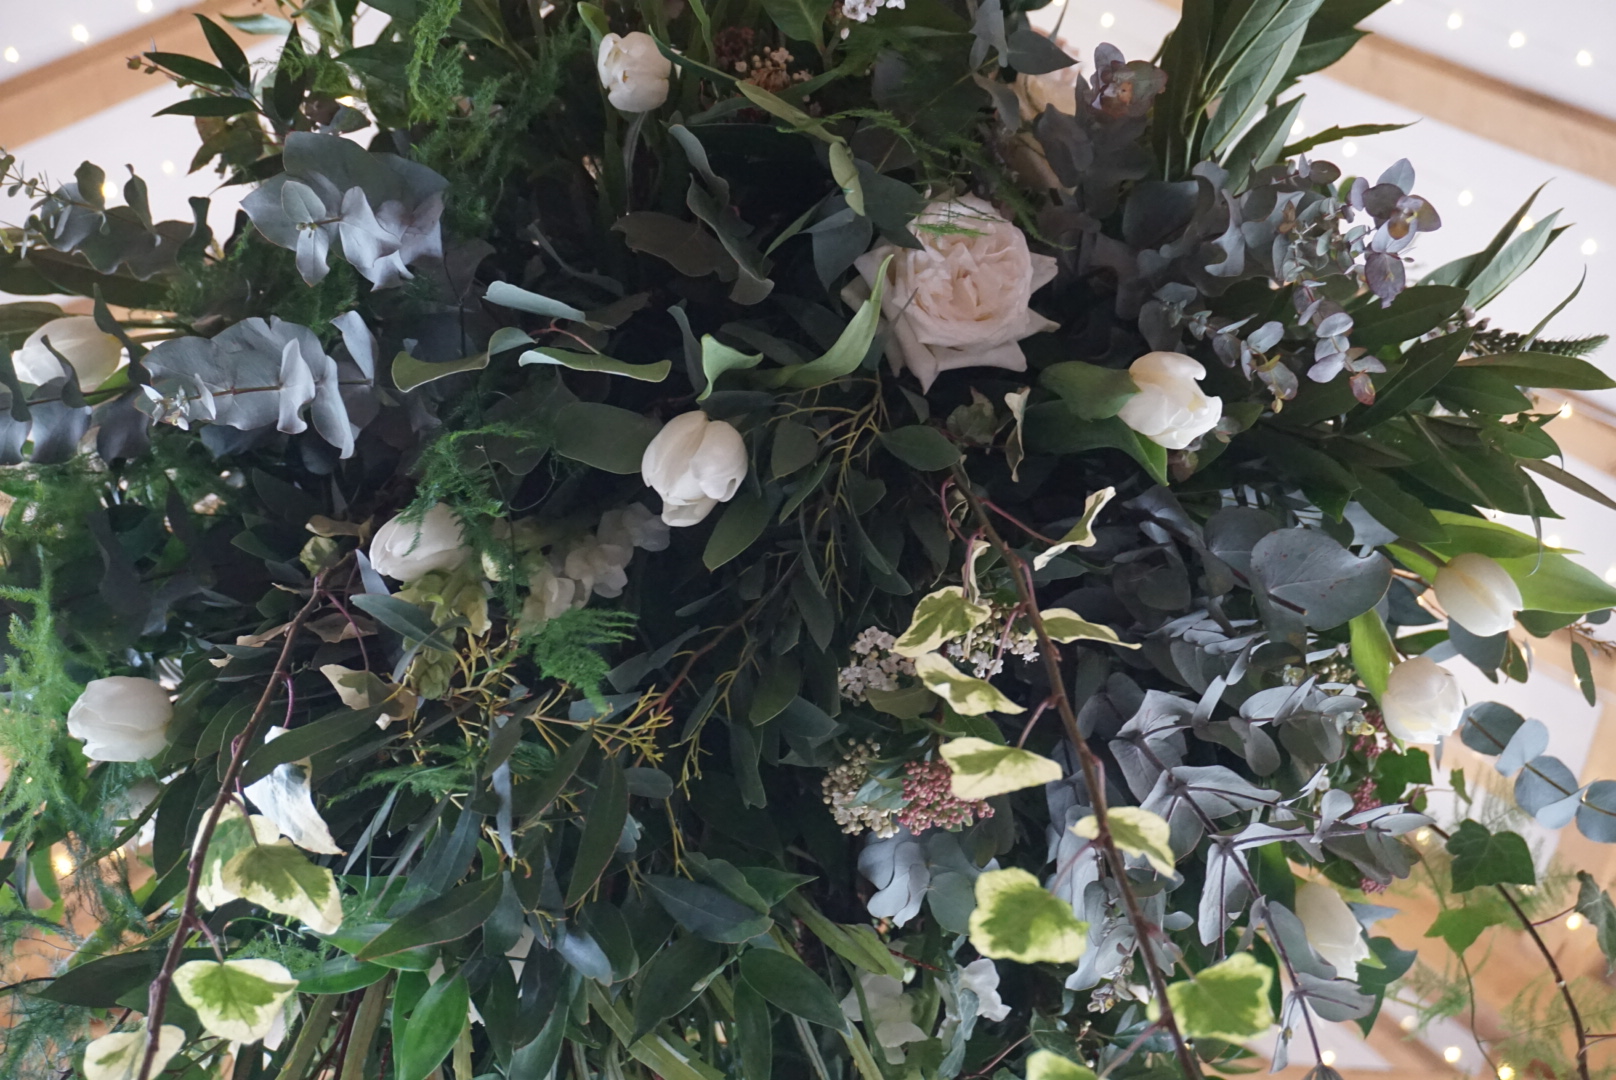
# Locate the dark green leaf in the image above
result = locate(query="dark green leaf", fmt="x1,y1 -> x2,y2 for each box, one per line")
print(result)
565,758 -> 629,907
1351,466 -> 1445,542
704,490 -> 776,571
554,403 -> 661,474
1424,903 -> 1508,955
154,97 -> 259,118
296,956 -> 389,995
760,0 -> 829,47
143,52 -> 236,88
397,974 -> 470,1080
771,421 -> 820,478
631,935 -> 727,1041
1040,361 -> 1138,420
739,949 -> 847,1029
878,425 -> 961,471
1461,352 -> 1616,391
197,14 -> 252,84
644,874 -> 773,943
392,349 -> 489,392
1349,328 -> 1474,430
1446,820 -> 1535,892
1574,641 -> 1598,706
1576,871 -> 1616,973
1351,285 -> 1468,349
350,594 -> 454,651
1435,367 -> 1533,414
356,876 -> 505,961
734,977 -> 774,1080
241,706 -> 381,785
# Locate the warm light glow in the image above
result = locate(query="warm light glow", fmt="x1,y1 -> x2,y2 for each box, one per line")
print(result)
1099,11 -> 1116,28
1444,1047 -> 1463,1064
1578,50 -> 1595,67
1560,401 -> 1576,418
1545,533 -> 1563,548
1605,566 -> 1616,585
1447,11 -> 1463,30
1400,1014 -> 1418,1031
1321,1051 -> 1338,1066
1568,912 -> 1587,930
1341,141 -> 1359,158
137,0 -> 154,10
161,160 -> 176,175
1520,214 -> 1536,231
1291,117 -> 1306,137
1583,237 -> 1599,256
101,181 -> 115,201
51,849 -> 74,877
1498,1066 -> 1516,1080
70,24 -> 90,44
1508,31 -> 1526,49
2,47 -> 16,63
1458,189 -> 1474,206
1415,827 -> 1433,844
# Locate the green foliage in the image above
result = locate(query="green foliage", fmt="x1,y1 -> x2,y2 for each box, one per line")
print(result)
529,607 -> 638,703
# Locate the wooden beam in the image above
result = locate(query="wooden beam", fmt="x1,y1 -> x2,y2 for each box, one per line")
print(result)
0,0 -> 265,151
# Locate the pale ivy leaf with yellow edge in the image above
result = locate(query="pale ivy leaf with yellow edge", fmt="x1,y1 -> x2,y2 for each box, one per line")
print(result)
197,803 -> 281,910
914,653 -> 1025,716
1158,953 -> 1274,1042
1040,609 -> 1139,650
173,958 -> 297,1043
1072,808 -> 1176,876
221,839 -> 344,934
1033,487 -> 1116,570
968,868 -> 1087,963
244,727 -> 344,855
939,737 -> 1062,799
893,586 -> 992,658
1026,1049 -> 1097,1080
83,1025 -> 185,1080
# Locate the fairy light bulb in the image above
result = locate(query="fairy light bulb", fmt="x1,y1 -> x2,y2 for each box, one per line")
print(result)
1099,11 -> 1115,27
1321,1051 -> 1337,1066
70,24 -> 90,44
137,0 -> 154,9
1520,214 -> 1536,231
1291,117 -> 1305,137
2,47 -> 17,63
1567,912 -> 1586,930
1444,1047 -> 1463,1064
1447,11 -> 1463,30
1578,50 -> 1594,67
1508,31 -> 1526,49
51,849 -> 74,877
1582,237 -> 1599,256
1498,1067 -> 1516,1080
1400,1014 -> 1418,1031
1458,189 -> 1474,206
1341,141 -> 1359,158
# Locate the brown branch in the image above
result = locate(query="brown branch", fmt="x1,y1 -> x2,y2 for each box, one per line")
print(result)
1496,883 -> 1591,1080
136,572 -> 329,1080
949,467 -> 1206,1080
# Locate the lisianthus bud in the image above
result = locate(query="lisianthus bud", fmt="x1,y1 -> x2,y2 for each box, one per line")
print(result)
1434,552 -> 1523,637
15,316 -> 125,389
1380,656 -> 1464,743
597,32 -> 673,113
368,503 -> 471,581
640,411 -> 749,526
1294,881 -> 1371,974
67,676 -> 173,762
1117,351 -> 1223,449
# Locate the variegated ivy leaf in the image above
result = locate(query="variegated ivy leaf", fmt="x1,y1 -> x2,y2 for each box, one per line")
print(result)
173,958 -> 297,1043
1040,608 -> 1140,649
320,663 -> 413,725
893,587 -> 992,658
197,803 -> 281,911
967,868 -> 1087,964
1026,1050 -> 1097,1080
1072,807 -> 1176,876
939,737 -> 1062,799
221,839 -> 344,934
1158,953 -> 1274,1042
82,1025 -> 185,1080
913,653 -> 1025,716
1033,487 -> 1116,570
243,727 -> 344,856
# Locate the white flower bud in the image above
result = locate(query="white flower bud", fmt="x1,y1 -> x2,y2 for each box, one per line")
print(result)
1294,881 -> 1371,974
640,410 -> 749,526
1434,552 -> 1523,637
15,316 -> 125,390
1380,656 -> 1465,743
1117,351 -> 1223,450
597,32 -> 673,113
521,566 -> 580,628
565,536 -> 632,598
67,676 -> 173,762
368,503 -> 471,581
598,503 -> 670,552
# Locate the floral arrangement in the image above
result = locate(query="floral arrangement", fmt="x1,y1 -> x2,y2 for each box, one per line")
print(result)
3,0 -> 1616,1078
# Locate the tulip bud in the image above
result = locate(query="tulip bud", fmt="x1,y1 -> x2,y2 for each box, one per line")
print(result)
1380,656 -> 1465,743
15,316 -> 125,390
1294,881 -> 1371,974
368,503 -> 472,581
597,32 -> 673,113
67,676 -> 173,762
1117,351 -> 1223,450
1434,552 -> 1523,637
640,410 -> 749,526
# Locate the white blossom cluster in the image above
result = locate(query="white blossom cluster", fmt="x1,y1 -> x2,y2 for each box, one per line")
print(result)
821,739 -> 899,837
837,627 -> 916,702
521,504 -> 669,627
842,0 -> 904,23
943,608 -> 1039,679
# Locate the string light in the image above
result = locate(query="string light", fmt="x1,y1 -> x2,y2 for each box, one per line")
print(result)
1605,566 -> 1616,586
1508,31 -> 1526,49
1578,50 -> 1594,67
137,0 -> 154,10
1561,401 -> 1576,419
1320,1051 -> 1337,1066
1444,1047 -> 1463,1064
1415,827 -> 1433,844
2,47 -> 16,63
1099,11 -> 1116,28
1458,189 -> 1474,206
1520,214 -> 1536,231
70,24 -> 90,44
1568,912 -> 1586,930
1447,11 -> 1463,30
1498,1066 -> 1516,1080
1291,117 -> 1306,137
1341,141 -> 1359,158
1400,1014 -> 1418,1031
161,160 -> 176,175
101,181 -> 115,201
51,849 -> 74,877
1583,237 -> 1599,256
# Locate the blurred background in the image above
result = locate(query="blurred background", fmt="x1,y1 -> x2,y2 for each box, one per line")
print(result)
4,2 -> 1616,1076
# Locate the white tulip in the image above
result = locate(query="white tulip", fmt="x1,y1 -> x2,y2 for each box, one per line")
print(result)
641,410 -> 749,526
15,316 -> 125,389
840,973 -> 929,1064
67,676 -> 173,762
368,503 -> 471,581
1435,553 -> 1523,637
1380,656 -> 1465,743
597,32 -> 673,113
598,503 -> 670,552
1117,352 -> 1223,450
1294,881 -> 1371,974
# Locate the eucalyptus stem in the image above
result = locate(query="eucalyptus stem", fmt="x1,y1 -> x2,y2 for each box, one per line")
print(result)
948,467 -> 1206,1080
136,571 -> 330,1080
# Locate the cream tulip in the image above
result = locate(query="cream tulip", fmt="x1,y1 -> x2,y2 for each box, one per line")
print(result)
66,676 -> 173,762
597,32 -> 673,113
640,410 -> 749,526
368,503 -> 472,581
1435,553 -> 1523,637
1380,656 -> 1465,743
1294,881 -> 1371,974
1117,352 -> 1223,450
14,316 -> 124,389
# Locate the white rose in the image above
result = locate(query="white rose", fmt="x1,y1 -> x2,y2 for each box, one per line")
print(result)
1294,881 -> 1371,974
1116,351 -> 1223,449
67,676 -> 173,762
15,316 -> 125,389
565,536 -> 632,598
641,410 -> 749,526
1380,656 -> 1465,743
597,32 -> 673,113
840,973 -> 929,1064
368,503 -> 471,581
1434,553 -> 1522,638
598,503 -> 670,552
850,195 -> 1059,392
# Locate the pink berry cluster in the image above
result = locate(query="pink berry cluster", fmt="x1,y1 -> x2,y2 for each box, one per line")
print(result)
896,759 -> 993,833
